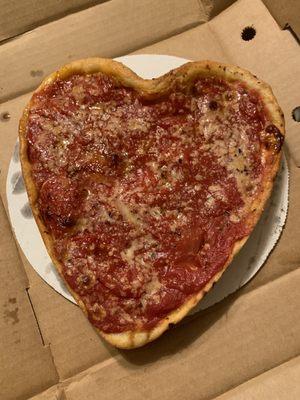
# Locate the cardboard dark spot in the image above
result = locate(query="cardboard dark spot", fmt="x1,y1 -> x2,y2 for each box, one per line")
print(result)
21,203 -> 33,219
30,70 -> 44,77
0,111 -> 10,121
8,297 -> 17,304
3,307 -> 19,325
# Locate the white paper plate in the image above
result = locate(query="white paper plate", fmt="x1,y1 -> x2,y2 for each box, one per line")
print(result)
6,54 -> 289,312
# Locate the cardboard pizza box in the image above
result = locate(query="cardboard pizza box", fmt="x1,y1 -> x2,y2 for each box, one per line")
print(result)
0,0 -> 299,399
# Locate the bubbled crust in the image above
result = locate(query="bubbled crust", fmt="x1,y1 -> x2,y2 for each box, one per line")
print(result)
19,58 -> 284,349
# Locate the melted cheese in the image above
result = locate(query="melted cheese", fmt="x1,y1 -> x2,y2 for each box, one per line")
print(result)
121,238 -> 143,265
28,71 -> 268,333
145,275 -> 162,295
115,199 -> 140,226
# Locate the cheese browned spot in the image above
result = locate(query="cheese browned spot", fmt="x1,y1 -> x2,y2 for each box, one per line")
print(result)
25,71 -> 278,333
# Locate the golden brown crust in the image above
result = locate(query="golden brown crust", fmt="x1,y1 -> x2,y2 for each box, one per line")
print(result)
19,58 -> 284,349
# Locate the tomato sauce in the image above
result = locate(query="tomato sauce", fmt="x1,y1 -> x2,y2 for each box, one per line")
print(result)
25,71 -> 279,333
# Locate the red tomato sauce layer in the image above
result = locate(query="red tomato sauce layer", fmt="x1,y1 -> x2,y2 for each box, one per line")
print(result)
26,72 -> 270,333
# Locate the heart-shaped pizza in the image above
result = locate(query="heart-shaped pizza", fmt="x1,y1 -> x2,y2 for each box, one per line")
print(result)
19,58 -> 284,348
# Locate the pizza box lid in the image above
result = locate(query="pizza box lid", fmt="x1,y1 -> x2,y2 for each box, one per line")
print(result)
0,0 -> 299,399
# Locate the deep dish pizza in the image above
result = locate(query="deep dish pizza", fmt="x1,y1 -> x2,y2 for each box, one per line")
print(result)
19,58 -> 284,349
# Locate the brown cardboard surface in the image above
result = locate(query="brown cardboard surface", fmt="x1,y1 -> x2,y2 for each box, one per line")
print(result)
262,0 -> 300,39
215,356 -> 300,400
201,0 -> 236,18
28,356 -> 300,400
0,0 -> 205,103
135,23 -> 229,62
0,0 -> 107,43
29,387 -> 63,400
28,274 -> 117,380
0,200 -> 58,400
0,0 -> 299,399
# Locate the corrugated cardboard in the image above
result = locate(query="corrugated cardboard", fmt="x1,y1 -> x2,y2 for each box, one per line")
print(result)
0,201 -> 58,400
0,0 -> 299,399
215,356 -> 300,399
262,0 -> 300,39
0,0 -> 107,43
0,0 -> 205,103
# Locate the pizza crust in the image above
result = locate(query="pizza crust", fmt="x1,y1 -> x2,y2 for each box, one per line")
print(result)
19,58 -> 284,349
